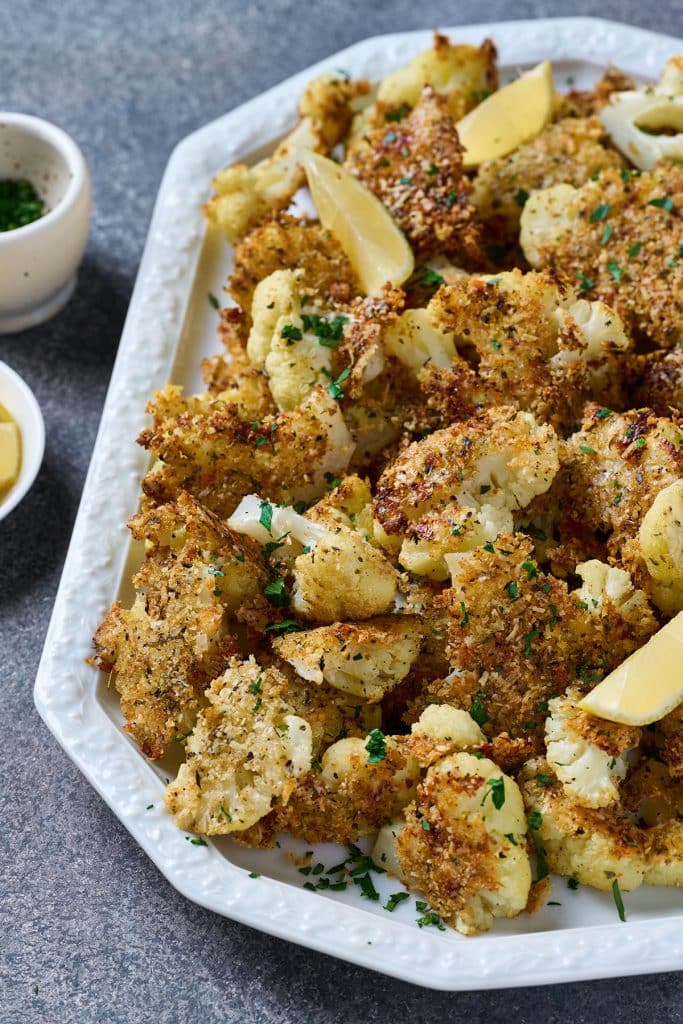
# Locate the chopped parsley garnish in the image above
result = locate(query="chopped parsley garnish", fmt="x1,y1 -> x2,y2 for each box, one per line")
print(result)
607,258 -> 624,284
612,878 -> 626,921
628,240 -> 642,259
490,337 -> 502,350
427,162 -> 438,175
365,728 -> 387,764
146,803 -> 154,810
354,872 -> 380,901
527,811 -> 549,879
324,472 -> 341,489
248,871 -> 261,879
384,891 -> 410,912
327,367 -> 351,400
415,903 -> 446,930
576,271 -> 594,293
186,836 -> 208,846
400,176 -> 413,186
263,532 -> 290,559
281,323 -> 303,341
505,833 -> 518,845
482,776 -> 506,810
479,483 -> 491,494
208,292 -> 220,310
470,696 -> 489,726
515,188 -> 530,207
600,224 -> 613,247
385,102 -> 411,122
264,620 -> 305,634
263,576 -> 290,607
522,560 -> 538,580
483,541 -> 495,553
535,772 -> 552,787
249,677 -> 262,696
417,264 -> 445,289
383,131 -> 397,145
0,178 -> 46,232
590,203 -> 612,222
648,196 -> 674,212
207,565 -> 224,576
506,581 -> 520,601
635,437 -> 645,448
459,601 -> 469,627
596,407 -> 612,419
567,878 -> 579,890
443,190 -> 458,208
259,500 -> 273,534
302,313 -> 348,347
579,444 -> 595,454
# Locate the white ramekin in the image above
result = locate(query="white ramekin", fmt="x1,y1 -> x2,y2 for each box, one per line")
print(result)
0,360 -> 45,520
0,113 -> 91,334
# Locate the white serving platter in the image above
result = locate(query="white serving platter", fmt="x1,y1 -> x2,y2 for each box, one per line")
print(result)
34,17 -> 683,990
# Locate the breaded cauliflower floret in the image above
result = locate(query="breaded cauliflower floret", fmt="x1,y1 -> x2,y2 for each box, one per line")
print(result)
228,214 -> 360,321
91,493 -> 268,758
559,405 -> 682,609
204,75 -> 369,243
422,270 -> 632,431
404,703 -> 486,766
227,493 -> 397,622
164,657 -> 312,834
522,759 -> 683,890
388,753 -> 531,935
639,480 -> 683,615
374,33 -> 497,124
626,346 -> 683,417
382,301 -> 456,375
373,405 -> 559,578
139,384 -> 355,517
437,535 -> 657,744
545,686 -> 640,808
273,616 -> 423,701
345,87 -> 484,266
246,269 -> 351,410
520,164 -> 683,348
520,761 -> 648,891
237,733 -> 420,847
472,116 -> 622,245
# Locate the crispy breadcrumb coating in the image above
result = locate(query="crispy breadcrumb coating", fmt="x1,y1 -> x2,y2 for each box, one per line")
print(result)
473,117 -> 622,245
139,385 -> 354,517
423,269 -> 632,432
91,493 -> 268,758
200,307 -> 276,420
229,214 -> 360,321
437,535 -> 657,745
164,657 -> 312,833
520,163 -> 683,349
393,752 -> 531,935
273,616 -> 423,701
625,347 -> 683,416
345,87 -> 484,265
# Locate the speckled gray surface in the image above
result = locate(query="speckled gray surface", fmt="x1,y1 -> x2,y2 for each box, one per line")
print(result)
2,2 -> 682,1021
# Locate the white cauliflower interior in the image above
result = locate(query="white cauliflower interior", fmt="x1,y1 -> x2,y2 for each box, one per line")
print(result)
545,687 -> 638,809
391,752 -> 532,935
228,493 -> 397,622
519,183 -> 579,268
273,616 -> 423,701
600,57 -> 683,170
247,270 -> 351,411
164,657 -> 312,834
382,304 -> 456,374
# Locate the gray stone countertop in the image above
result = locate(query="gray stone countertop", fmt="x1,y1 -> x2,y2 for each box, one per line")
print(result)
1,1 -> 682,1020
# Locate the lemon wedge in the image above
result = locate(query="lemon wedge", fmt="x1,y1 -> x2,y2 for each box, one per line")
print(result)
579,612 -> 683,726
300,150 -> 414,295
0,419 -> 21,494
456,60 -> 554,169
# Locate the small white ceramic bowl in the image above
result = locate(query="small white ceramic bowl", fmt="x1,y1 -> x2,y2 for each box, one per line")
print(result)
0,361 -> 45,520
0,113 -> 91,334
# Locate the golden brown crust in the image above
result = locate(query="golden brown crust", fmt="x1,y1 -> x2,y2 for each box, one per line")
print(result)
345,87 -> 484,265
625,347 -> 683,416
528,164 -> 683,349
228,214 -> 360,320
